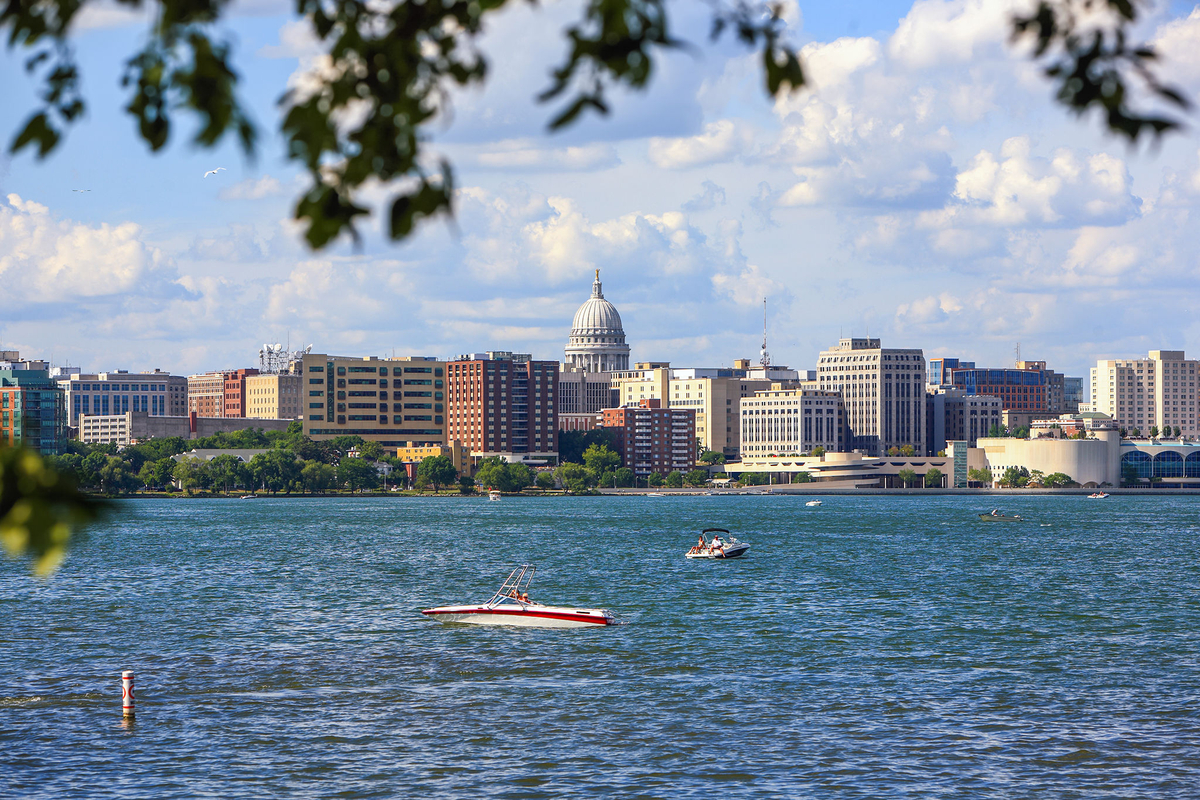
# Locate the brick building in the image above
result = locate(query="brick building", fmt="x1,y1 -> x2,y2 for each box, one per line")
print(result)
446,354 -> 559,458
600,399 -> 695,477
187,368 -> 260,418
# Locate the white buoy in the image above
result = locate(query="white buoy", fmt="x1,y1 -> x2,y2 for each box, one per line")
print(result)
121,671 -> 135,717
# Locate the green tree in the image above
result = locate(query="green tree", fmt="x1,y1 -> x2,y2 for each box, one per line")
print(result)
139,457 -> 176,491
582,444 -> 621,478
924,468 -> 943,488
1174,426 -> 1182,438
613,467 -> 635,488
248,450 -> 301,494
900,444 -> 916,457
684,468 -> 709,487
558,429 -> 618,466
207,453 -> 243,495
1119,427 -> 1128,438
1131,428 -> 1142,438
968,467 -> 994,487
555,462 -> 595,493
647,472 -> 664,488
96,456 -> 139,495
416,455 -> 457,493
535,471 -> 556,491
173,457 -> 210,495
1150,425 -> 1160,439
1000,466 -> 1030,488
988,423 -> 1007,438
792,472 -> 812,483
339,457 -> 381,492
664,471 -> 683,488
811,446 -> 825,458
887,446 -> 900,457
896,468 -> 917,488
458,475 -> 476,494
300,460 -> 336,494
697,450 -> 726,465
358,440 -> 385,461
1042,472 -> 1073,488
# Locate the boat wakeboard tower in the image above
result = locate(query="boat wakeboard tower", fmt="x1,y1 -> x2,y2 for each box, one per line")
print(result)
422,565 -> 615,628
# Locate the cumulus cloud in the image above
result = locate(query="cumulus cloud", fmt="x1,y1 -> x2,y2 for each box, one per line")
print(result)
0,194 -> 177,303
647,120 -> 752,169
888,0 -> 1027,70
682,181 -> 727,212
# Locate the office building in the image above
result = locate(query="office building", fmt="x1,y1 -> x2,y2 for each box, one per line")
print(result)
927,389 -> 1003,454
1090,350 -> 1199,434
557,365 -> 617,425
817,338 -> 926,456
0,364 -> 66,454
78,411 -> 292,445
446,354 -> 558,459
59,370 -> 188,425
301,353 -> 448,448
739,387 -> 843,457
600,399 -> 695,476
564,270 -> 630,372
245,372 -> 302,420
610,362 -> 790,458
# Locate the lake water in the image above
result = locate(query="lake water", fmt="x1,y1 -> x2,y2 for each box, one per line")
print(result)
2,495 -> 1199,798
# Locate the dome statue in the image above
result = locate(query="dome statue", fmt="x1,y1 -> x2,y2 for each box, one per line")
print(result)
565,269 -> 630,372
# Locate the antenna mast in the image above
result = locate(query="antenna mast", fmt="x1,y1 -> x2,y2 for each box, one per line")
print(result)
760,297 -> 771,369
1015,341 -> 1021,367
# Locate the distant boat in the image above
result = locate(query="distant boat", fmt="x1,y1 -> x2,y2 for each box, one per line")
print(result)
488,490 -> 501,501
805,499 -> 822,507
422,565 -> 614,628
978,511 -> 1023,522
686,528 -> 751,559
240,494 -> 256,499
1087,492 -> 1110,499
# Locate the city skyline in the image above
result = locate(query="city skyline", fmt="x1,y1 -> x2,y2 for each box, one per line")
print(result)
3,2 -> 1200,381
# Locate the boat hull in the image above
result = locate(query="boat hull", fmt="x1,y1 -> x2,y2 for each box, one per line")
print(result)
422,604 -> 612,628
978,514 -> 1022,522
686,544 -> 751,559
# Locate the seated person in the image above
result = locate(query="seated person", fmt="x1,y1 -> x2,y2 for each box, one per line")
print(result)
519,592 -> 530,603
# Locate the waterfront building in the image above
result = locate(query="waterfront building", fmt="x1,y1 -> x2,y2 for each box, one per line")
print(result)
725,451 -> 954,488
446,354 -> 558,460
390,441 -> 471,479
564,270 -> 630,372
926,389 -> 1003,453
0,366 -> 66,454
610,362 -> 791,458
60,370 -> 188,425
600,399 -> 695,476
817,338 -> 926,456
245,372 -> 302,420
79,412 -> 292,445
1064,377 -> 1084,413
739,387 -> 843,457
948,362 -> 1048,413
1089,350 -> 1199,435
301,353 -> 448,448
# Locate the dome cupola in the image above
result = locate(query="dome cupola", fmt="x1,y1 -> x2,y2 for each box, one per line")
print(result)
565,270 -> 630,372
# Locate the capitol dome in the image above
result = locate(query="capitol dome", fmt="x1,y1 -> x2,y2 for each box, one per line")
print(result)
565,270 -> 630,372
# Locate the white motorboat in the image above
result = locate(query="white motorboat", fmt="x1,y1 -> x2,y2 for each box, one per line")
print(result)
422,565 -> 614,628
686,528 -> 751,559
1087,492 -> 1110,499
488,490 -> 502,501
805,499 -> 822,507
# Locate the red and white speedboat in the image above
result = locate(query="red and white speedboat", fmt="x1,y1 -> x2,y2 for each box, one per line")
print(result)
422,565 -> 615,628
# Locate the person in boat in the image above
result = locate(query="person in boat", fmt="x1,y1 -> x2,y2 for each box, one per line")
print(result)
991,509 -> 1000,516
519,592 -> 530,604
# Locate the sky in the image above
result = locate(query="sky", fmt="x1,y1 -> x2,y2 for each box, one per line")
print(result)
2,0 -> 1200,388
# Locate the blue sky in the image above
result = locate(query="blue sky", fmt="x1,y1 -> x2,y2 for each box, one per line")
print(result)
2,0 -> 1200,387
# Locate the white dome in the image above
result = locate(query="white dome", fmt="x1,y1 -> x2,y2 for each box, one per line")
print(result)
564,270 -> 630,372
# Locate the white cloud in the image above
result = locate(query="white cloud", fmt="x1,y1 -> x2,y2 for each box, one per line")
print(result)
472,141 -> 619,172
0,194 -> 176,302
219,176 -> 284,201
1153,7 -> 1200,91
888,0 -> 1030,70
647,120 -> 751,169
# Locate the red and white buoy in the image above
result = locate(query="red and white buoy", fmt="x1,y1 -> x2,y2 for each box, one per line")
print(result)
121,671 -> 135,717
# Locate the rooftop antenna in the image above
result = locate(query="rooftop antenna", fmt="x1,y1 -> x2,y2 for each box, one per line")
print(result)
760,297 -> 771,369
1015,341 -> 1021,367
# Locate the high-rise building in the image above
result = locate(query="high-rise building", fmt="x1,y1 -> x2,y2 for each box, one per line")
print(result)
557,365 -> 617,423
58,369 -> 188,425
817,338 -> 926,456
926,389 -> 1004,454
301,353 -> 448,447
564,270 -> 630,372
221,368 -> 259,418
739,388 -> 843,457
1090,350 -> 1199,434
948,363 -> 1048,413
1,365 -> 66,455
1063,377 -> 1084,413
245,372 -> 303,420
446,355 -> 558,458
610,362 -> 790,458
600,399 -> 695,476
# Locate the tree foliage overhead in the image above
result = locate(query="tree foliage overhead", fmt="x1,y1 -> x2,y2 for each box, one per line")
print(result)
1,446 -> 102,576
5,0 -> 1186,250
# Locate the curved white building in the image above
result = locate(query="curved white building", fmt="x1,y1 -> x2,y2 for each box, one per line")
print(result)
564,270 -> 630,372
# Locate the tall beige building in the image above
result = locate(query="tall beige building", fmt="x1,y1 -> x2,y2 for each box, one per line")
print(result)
245,372 -> 303,420
817,338 -> 926,456
1090,350 -> 1199,434
301,353 -> 447,447
610,362 -> 795,457
740,388 -> 844,457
